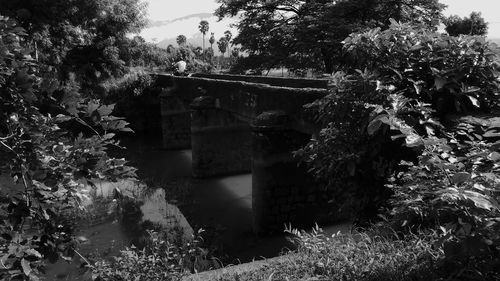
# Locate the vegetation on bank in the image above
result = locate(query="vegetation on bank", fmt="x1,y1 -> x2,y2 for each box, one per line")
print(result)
1,0 -> 500,280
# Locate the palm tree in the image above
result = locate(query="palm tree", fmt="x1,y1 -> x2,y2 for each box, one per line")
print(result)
217,37 -> 228,57
198,20 -> 209,51
209,32 -> 215,50
224,30 -> 232,55
176,35 -> 186,47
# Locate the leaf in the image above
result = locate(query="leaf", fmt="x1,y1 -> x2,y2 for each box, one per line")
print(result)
451,172 -> 471,184
25,249 -> 42,258
434,77 -> 447,90
102,133 -> 116,140
466,95 -> 480,108
86,100 -> 100,115
367,115 -> 388,135
410,44 -> 424,51
97,104 -> 115,117
405,134 -> 423,148
463,190 -> 499,211
484,130 -> 500,138
54,114 -> 72,123
488,152 -> 500,161
21,258 -> 31,276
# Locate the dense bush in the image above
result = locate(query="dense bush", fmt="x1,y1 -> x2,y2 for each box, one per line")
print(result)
217,226 -> 442,281
92,230 -> 219,281
299,21 -> 500,278
0,16 -> 136,280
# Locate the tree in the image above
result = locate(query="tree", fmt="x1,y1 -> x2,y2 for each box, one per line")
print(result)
0,0 -> 148,85
209,32 -> 215,50
0,16 -> 136,280
217,37 -> 229,57
176,34 -> 187,47
444,12 -> 488,36
205,47 -> 215,60
215,0 -> 445,73
198,20 -> 209,51
231,47 -> 240,58
299,21 -> 500,228
224,30 -> 233,55
194,46 -> 203,57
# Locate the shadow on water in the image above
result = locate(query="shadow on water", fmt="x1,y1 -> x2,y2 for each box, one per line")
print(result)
45,134 -> 352,279
117,135 -> 296,263
118,135 -> 353,263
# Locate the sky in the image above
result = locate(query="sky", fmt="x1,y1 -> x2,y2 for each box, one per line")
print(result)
139,0 -> 236,44
140,0 -> 500,44
440,0 -> 500,38
146,0 -> 220,22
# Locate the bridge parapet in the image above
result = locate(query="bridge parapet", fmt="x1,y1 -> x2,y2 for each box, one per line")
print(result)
191,73 -> 329,89
156,74 -> 327,137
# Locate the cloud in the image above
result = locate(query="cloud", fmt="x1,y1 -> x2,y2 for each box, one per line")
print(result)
147,13 -> 214,28
139,14 -> 237,51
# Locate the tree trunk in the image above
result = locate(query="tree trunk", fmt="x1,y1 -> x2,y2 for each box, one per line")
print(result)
321,48 -> 333,74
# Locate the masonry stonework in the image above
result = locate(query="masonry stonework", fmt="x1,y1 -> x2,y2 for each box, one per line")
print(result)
160,91 -> 191,149
156,74 -> 332,234
190,96 -> 252,178
251,111 -> 319,234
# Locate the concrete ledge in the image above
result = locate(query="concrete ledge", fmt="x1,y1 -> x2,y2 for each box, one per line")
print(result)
182,254 -> 298,281
191,73 -> 329,89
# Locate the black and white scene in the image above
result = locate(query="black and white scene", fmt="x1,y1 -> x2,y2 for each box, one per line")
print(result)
1,0 -> 500,280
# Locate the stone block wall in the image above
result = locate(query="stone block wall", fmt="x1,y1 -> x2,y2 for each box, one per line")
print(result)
251,111 -> 322,234
191,96 -> 252,178
160,93 -> 191,149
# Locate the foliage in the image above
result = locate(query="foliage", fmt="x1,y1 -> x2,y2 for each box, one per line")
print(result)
0,15 -> 137,281
223,31 -> 232,44
217,37 -> 229,57
385,129 -> 500,278
199,20 -> 209,51
230,48 -> 240,59
217,226 -> 441,281
223,30 -> 232,55
299,21 -> 500,216
176,35 -> 187,47
299,20 -> 500,278
444,12 -> 488,37
209,33 -> 215,50
119,36 -> 171,70
215,0 -> 445,73
0,0 -> 148,89
165,45 -> 213,73
92,230 -> 220,281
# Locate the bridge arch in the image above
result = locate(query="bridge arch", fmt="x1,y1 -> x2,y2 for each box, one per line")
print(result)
157,74 -> 333,233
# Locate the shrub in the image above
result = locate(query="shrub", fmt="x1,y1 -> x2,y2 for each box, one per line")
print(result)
299,21 -> 500,278
0,16 -> 136,280
92,230 -> 220,281
217,226 -> 442,281
299,21 -> 500,220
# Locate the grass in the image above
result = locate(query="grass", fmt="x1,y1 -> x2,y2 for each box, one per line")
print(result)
213,226 -> 443,281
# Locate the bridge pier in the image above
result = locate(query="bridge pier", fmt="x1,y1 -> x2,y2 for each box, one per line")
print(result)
160,91 -> 191,149
190,96 -> 252,178
252,111 -> 318,234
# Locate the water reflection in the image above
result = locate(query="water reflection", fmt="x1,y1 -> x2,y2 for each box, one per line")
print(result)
46,134 -> 352,279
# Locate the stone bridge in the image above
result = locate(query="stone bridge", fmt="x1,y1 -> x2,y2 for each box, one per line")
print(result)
155,73 -> 331,233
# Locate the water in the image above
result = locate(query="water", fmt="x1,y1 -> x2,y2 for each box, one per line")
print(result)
44,134 -> 351,279
116,135 -> 351,262
117,135 -> 295,262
